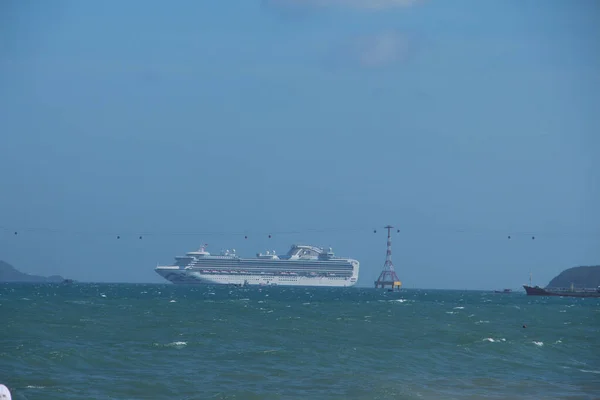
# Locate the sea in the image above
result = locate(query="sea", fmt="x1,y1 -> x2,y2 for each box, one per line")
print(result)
1,284 -> 599,400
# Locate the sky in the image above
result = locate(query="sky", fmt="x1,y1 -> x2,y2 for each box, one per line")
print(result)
0,0 -> 599,290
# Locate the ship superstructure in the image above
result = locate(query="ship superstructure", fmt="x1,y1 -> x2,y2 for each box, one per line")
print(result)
155,244 -> 359,287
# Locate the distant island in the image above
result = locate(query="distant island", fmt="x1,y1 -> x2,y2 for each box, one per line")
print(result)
547,265 -> 600,289
0,260 -> 68,283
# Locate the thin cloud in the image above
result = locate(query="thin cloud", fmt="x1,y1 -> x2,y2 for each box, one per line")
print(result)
261,0 -> 420,69
326,31 -> 413,69
263,0 -> 420,10
355,31 -> 410,67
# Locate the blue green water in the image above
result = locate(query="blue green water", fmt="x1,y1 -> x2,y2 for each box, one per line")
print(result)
1,284 -> 599,399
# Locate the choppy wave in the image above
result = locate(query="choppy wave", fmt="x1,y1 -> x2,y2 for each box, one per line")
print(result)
1,284 -> 599,399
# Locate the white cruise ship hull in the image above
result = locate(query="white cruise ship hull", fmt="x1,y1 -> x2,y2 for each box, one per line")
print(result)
154,244 -> 359,288
155,267 -> 358,287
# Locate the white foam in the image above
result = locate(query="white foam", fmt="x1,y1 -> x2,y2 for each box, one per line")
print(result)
167,341 -> 187,348
453,306 -> 464,309
483,338 -> 506,343
69,300 -> 91,305
533,341 -> 544,347
169,300 -> 176,303
579,369 -> 600,374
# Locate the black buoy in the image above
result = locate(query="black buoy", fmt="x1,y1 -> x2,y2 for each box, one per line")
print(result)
508,235 -> 511,239
117,235 -> 120,239
268,234 -> 271,238
244,235 -> 248,239
139,236 -> 143,239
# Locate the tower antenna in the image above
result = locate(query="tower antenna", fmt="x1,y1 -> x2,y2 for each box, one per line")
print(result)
374,225 -> 402,291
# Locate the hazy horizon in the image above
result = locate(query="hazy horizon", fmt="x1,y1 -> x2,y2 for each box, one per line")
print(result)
1,0 -> 598,290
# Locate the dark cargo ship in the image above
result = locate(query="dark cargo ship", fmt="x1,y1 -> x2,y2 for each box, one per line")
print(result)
523,285 -> 600,298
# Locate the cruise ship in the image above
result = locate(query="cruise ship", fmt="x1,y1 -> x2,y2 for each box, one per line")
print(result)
155,244 -> 359,287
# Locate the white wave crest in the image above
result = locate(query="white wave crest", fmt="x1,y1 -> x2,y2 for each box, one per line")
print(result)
166,341 -> 187,348
483,338 -> 506,343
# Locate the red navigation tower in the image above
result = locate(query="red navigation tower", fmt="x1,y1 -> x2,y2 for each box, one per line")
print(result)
374,225 -> 402,290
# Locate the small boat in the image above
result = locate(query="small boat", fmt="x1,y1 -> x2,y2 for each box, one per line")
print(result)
494,289 -> 512,294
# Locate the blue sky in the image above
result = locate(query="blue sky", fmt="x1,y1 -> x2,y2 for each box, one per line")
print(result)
1,0 -> 598,289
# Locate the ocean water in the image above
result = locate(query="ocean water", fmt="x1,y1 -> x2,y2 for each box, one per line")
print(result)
1,284 -> 599,400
